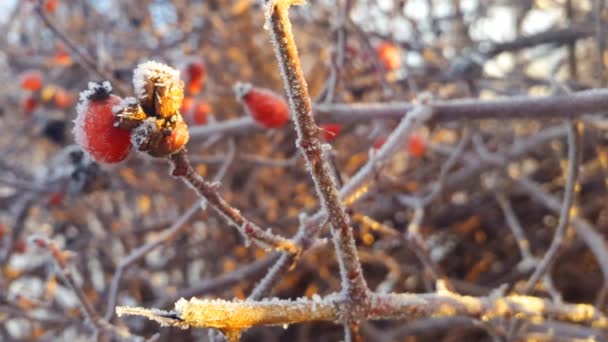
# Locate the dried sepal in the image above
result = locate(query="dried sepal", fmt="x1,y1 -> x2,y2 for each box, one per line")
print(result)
113,97 -> 146,130
133,61 -> 184,119
130,114 -> 189,157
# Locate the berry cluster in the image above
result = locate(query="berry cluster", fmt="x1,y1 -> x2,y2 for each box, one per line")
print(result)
73,61 -> 191,163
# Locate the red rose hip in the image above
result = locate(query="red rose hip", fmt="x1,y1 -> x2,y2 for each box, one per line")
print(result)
73,82 -> 132,163
234,82 -> 290,129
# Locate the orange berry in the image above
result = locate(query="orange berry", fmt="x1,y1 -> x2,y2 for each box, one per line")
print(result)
45,0 -> 59,13
377,42 -> 401,71
22,96 -> 38,115
320,123 -> 342,141
181,96 -> 195,115
19,70 -> 44,91
157,115 -> 189,156
53,88 -> 73,108
234,83 -> 289,129
192,101 -> 211,125
407,134 -> 426,158
73,82 -> 132,163
54,44 -> 72,66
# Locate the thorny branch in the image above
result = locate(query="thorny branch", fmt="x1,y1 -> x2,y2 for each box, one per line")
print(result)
168,150 -> 300,256
266,0 -> 368,301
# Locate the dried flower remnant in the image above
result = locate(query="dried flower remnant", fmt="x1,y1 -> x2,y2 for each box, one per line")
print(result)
133,60 -> 184,119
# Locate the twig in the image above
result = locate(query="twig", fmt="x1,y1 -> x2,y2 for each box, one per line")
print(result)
317,0 -> 352,104
515,177 -> 608,286
154,254 -> 279,309
188,89 -> 608,141
315,88 -> 608,123
522,122 -> 580,293
168,150 -> 299,255
596,0 -> 607,86
117,292 -> 608,331
248,101 -> 432,300
494,193 -> 536,270
104,202 -> 201,321
342,105 -> 432,204
30,236 -> 137,341
266,0 -> 368,300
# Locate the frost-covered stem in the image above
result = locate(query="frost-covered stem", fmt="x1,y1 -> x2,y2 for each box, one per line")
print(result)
248,212 -> 325,300
104,202 -> 201,321
495,193 -> 535,265
522,121 -> 580,293
249,105 -> 432,299
266,0 -> 368,300
169,150 -> 300,256
117,292 -> 608,331
187,89 -> 608,141
315,88 -> 608,122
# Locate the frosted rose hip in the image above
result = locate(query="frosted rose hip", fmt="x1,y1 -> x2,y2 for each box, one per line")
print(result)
73,82 -> 132,163
234,82 -> 290,129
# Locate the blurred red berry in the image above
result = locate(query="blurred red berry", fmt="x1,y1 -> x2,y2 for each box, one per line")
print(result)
73,82 -> 132,163
235,83 -> 290,129
22,96 -> 38,115
320,123 -> 342,141
407,134 -> 426,158
377,42 -> 401,71
19,70 -> 43,91
192,101 -> 211,125
47,191 -> 64,207
373,136 -> 387,150
14,239 -> 27,254
185,62 -> 206,95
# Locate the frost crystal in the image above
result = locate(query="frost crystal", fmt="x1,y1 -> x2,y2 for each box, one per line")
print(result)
112,97 -> 137,115
233,82 -> 252,99
130,117 -> 157,150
